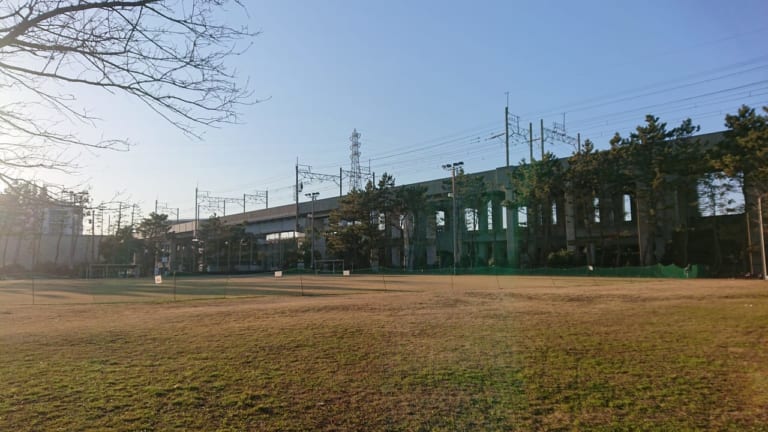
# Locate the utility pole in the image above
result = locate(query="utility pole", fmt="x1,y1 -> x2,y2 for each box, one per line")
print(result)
116,203 -> 123,232
442,162 -> 464,275
194,187 -> 199,239
577,133 -> 581,154
505,93 -> 510,168
91,207 -> 96,262
529,122 -> 534,162
540,118 -> 545,160
295,161 -> 300,252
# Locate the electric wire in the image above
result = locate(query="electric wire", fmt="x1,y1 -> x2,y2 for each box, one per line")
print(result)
171,48 -> 768,217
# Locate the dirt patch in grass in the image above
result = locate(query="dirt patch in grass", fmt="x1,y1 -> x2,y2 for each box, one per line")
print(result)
1,276 -> 767,430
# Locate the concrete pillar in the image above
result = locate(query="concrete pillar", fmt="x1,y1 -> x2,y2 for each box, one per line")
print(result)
426,212 -> 438,266
564,191 -> 577,252
492,197 -> 504,263
477,223 -> 488,265
479,202 -> 489,233
505,188 -> 520,268
477,202 -> 489,265
391,246 -> 401,269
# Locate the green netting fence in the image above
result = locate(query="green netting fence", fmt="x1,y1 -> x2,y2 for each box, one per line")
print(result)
287,263 -> 707,278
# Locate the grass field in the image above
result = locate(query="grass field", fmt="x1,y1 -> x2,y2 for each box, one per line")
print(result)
1,275 -> 767,431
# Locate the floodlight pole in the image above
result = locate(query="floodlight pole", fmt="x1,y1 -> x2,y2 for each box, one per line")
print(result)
442,162 -> 464,275
305,192 -> 320,270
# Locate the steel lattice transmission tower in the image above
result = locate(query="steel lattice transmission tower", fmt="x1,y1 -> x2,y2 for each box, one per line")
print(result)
349,128 -> 363,191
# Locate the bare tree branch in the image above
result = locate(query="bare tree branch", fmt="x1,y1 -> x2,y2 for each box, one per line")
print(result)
0,0 -> 256,186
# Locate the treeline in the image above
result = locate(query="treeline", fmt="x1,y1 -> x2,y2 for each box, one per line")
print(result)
323,105 -> 768,272
2,105 -> 766,275
101,214 -> 254,275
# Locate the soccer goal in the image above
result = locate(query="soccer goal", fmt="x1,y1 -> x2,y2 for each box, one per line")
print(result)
314,259 -> 345,275
87,263 -> 140,279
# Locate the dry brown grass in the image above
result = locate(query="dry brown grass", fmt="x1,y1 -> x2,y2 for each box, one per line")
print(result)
1,275 -> 767,430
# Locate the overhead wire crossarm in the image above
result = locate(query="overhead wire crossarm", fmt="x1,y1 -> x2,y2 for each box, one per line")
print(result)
297,163 -> 344,197
295,162 -> 344,240
298,165 -> 343,186
489,112 -> 581,161
155,201 -> 180,223
341,166 -> 373,187
196,190 -> 219,214
217,197 -> 243,216
197,191 -> 242,217
243,190 -> 268,212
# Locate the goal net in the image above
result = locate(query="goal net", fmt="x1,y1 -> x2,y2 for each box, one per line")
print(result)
314,259 -> 345,274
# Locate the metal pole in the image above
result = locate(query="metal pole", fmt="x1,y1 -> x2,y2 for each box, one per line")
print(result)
636,195 -> 644,266
311,197 -> 315,270
116,202 -> 123,232
295,161 -> 299,263
91,208 -> 95,262
505,105 -> 509,168
305,192 -> 319,269
746,212 -> 754,275
529,122 -> 534,162
540,118 -> 545,160
443,162 -> 463,274
577,133 -> 581,154
452,167 -> 457,275
757,196 -> 768,280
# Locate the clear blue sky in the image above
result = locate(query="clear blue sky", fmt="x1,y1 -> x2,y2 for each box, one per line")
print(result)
35,0 -> 768,225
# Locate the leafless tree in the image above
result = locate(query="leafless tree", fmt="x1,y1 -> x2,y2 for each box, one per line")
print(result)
0,0 -> 255,189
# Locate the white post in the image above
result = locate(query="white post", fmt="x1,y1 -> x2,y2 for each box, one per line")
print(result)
758,195 -> 767,280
